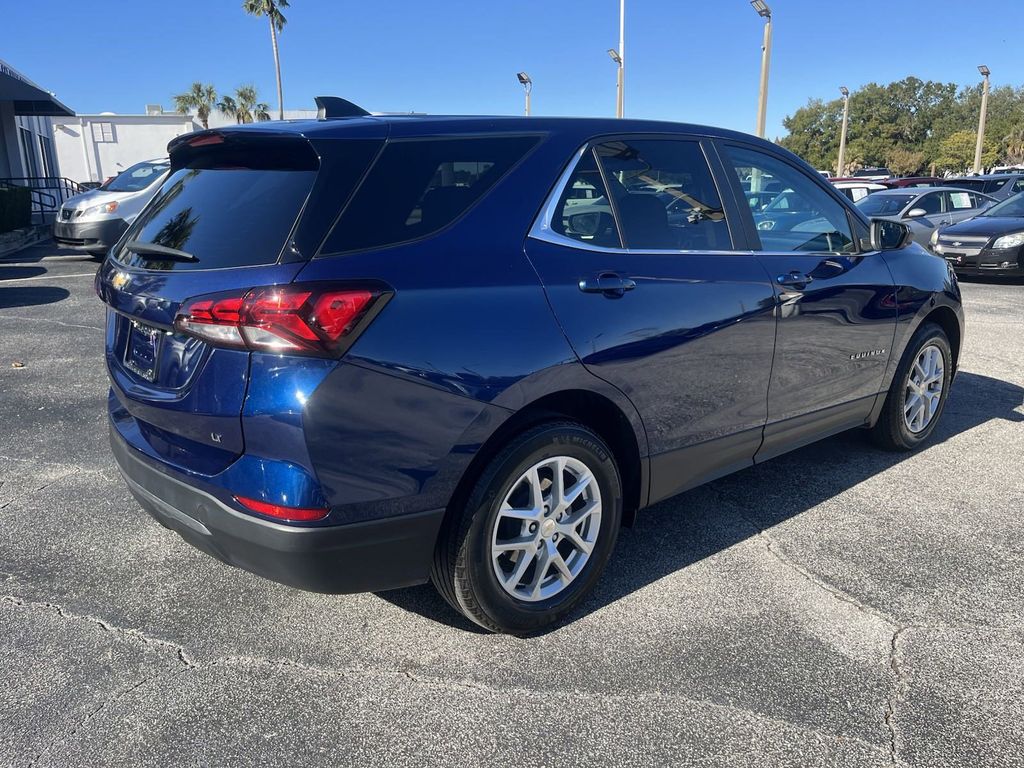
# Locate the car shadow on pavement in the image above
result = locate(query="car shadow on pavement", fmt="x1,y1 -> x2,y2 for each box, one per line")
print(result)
0,266 -> 46,281
378,371 -> 1024,634
0,285 -> 71,309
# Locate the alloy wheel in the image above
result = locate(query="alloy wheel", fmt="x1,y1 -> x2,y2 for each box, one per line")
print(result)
490,456 -> 602,602
903,344 -> 944,433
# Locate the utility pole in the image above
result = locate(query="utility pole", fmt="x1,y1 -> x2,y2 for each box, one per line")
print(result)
607,0 -> 625,118
517,72 -> 533,116
751,1 -> 773,137
973,65 -> 991,174
837,86 -> 850,177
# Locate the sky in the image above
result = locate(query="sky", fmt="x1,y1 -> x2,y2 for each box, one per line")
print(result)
3,0 -> 1022,139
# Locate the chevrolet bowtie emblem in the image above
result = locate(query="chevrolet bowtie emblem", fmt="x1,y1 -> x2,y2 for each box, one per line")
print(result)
952,242 -> 963,248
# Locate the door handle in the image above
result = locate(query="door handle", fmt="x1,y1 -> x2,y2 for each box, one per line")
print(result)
776,271 -> 813,289
579,272 -> 637,297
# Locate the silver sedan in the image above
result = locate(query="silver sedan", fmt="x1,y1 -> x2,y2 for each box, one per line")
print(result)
854,186 -> 995,248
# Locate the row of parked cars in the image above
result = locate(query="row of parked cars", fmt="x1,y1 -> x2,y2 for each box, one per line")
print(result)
767,169 -> 1024,278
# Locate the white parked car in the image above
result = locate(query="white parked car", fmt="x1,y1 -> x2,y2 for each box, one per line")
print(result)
53,158 -> 170,256
831,180 -> 886,203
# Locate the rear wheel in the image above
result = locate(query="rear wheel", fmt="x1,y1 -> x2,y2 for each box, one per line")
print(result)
871,322 -> 952,450
432,421 -> 622,634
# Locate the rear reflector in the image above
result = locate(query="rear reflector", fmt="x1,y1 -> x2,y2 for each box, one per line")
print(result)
235,495 -> 329,522
174,283 -> 386,357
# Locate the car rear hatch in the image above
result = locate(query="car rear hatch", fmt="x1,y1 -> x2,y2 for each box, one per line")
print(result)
97,125 -> 385,474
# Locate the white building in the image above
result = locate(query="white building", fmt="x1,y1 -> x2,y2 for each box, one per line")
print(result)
52,108 -> 198,184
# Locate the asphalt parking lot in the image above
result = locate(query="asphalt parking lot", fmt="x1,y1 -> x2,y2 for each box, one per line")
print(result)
1,243 -> 1022,767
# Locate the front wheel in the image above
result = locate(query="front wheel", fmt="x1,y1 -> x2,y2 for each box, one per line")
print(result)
431,421 -> 622,634
871,322 -> 952,451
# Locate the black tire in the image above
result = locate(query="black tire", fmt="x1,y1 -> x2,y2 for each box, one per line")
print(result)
871,322 -> 952,451
431,421 -> 622,634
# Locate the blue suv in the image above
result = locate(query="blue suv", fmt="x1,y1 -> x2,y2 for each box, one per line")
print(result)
97,102 -> 963,633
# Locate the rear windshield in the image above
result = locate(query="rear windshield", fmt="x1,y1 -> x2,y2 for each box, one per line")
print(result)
103,160 -> 170,192
113,167 -> 314,270
980,192 -> 1024,218
855,192 -> 915,216
320,136 -> 538,255
945,179 -> 986,192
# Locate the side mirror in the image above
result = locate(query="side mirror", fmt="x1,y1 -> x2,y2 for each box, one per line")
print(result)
905,207 -> 928,219
870,218 -> 914,250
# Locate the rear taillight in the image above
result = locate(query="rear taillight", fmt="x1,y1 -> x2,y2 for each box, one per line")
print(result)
174,283 -> 388,357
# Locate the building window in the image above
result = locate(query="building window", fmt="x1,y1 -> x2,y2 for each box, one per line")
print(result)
38,135 -> 57,178
91,122 -> 114,143
18,127 -> 40,178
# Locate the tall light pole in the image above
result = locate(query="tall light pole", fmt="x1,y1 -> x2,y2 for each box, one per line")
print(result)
751,0 -> 772,138
517,72 -> 533,116
607,0 -> 625,118
837,86 -> 850,177
973,65 -> 991,175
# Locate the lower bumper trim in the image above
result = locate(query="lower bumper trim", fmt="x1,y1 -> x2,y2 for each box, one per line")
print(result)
110,427 -> 446,594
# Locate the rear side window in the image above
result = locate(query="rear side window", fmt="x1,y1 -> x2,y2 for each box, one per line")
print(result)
594,139 -> 731,251
321,136 -> 538,254
115,168 -> 315,270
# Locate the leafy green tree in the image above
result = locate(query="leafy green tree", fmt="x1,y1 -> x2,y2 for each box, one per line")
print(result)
885,147 -> 926,176
935,130 -> 998,174
243,0 -> 289,121
780,76 -> 1024,173
173,82 -> 217,129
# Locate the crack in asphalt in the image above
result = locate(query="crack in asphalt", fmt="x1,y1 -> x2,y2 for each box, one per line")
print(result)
885,626 -> 911,767
0,471 -> 82,510
2,593 -> 891,759
2,596 -> 198,668
0,314 -> 103,332
27,675 -> 156,768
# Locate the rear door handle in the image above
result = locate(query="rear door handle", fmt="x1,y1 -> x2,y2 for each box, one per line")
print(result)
776,271 -> 813,289
579,272 -> 637,297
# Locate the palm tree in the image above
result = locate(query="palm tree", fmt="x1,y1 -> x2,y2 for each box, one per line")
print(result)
173,82 -> 217,129
242,0 -> 289,121
236,85 -> 260,124
255,102 -> 271,122
217,94 -> 240,124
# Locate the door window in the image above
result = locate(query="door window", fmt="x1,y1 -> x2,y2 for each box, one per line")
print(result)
593,139 -> 731,251
916,192 -> 944,215
550,149 -> 622,249
723,144 -> 855,254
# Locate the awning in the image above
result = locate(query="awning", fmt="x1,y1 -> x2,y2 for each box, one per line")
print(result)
0,59 -> 74,117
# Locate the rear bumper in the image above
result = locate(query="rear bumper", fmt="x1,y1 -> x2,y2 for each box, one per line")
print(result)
110,426 -> 445,594
53,217 -> 127,252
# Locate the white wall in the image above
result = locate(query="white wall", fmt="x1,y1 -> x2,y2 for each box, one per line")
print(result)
52,114 -> 197,184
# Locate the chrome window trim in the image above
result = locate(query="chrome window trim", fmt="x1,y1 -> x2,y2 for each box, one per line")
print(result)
528,142 -> 746,257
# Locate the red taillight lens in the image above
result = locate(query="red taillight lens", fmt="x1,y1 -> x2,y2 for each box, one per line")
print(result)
174,284 -> 385,357
235,495 -> 329,522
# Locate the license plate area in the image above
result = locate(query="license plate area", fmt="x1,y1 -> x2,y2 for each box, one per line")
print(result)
943,252 -> 964,264
123,320 -> 163,381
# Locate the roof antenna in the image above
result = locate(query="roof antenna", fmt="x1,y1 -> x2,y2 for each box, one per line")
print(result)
314,96 -> 371,119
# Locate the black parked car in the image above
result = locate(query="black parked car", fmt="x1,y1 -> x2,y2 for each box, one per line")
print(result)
939,173 -> 1024,201
932,191 -> 1024,276
99,105 -> 964,633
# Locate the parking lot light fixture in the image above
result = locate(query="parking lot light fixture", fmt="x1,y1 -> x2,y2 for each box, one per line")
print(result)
837,86 -> 851,177
608,0 -> 625,118
974,65 -> 991,174
517,72 -> 533,116
751,0 -> 772,137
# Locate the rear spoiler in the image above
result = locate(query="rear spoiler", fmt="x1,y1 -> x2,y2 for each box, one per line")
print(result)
167,129 -> 319,172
